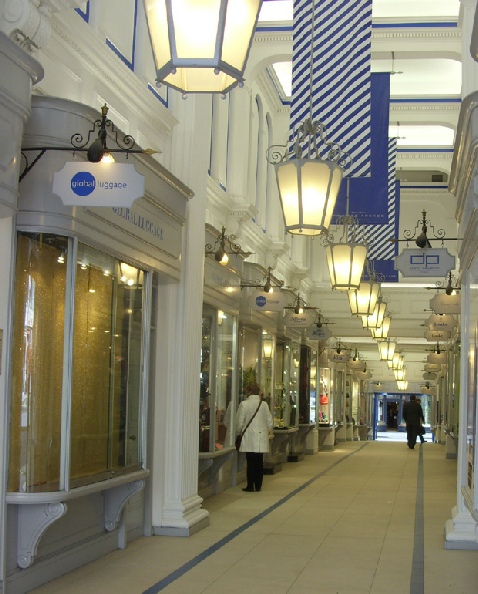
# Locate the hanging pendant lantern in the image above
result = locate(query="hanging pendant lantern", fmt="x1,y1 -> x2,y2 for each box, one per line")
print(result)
378,339 -> 396,362
326,236 -> 367,291
396,380 -> 408,391
370,315 -> 391,339
269,119 -> 350,236
348,278 -> 380,316
362,298 -> 386,329
144,0 -> 263,94
394,367 -> 406,381
325,193 -> 367,291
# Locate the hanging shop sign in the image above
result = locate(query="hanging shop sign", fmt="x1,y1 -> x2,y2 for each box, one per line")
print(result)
328,350 -> 350,363
394,248 -> 455,277
426,314 -> 457,332
424,363 -> 441,373
430,293 -> 460,314
283,310 -> 316,327
306,325 -> 332,340
423,372 -> 436,381
427,351 -> 447,364
53,162 -> 145,207
248,290 -> 287,312
424,329 -> 451,342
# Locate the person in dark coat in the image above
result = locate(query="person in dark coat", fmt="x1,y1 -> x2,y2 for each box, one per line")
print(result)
402,395 -> 425,449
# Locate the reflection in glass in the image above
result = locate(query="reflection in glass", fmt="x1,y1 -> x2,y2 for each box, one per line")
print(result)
9,233 -> 146,493
70,246 -> 144,486
9,233 -> 68,492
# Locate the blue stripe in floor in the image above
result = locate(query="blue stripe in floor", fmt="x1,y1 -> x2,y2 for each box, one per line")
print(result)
410,444 -> 425,594
142,443 -> 369,593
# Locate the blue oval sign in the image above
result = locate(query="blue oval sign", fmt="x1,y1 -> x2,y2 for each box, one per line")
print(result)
255,295 -> 267,307
71,171 -> 96,196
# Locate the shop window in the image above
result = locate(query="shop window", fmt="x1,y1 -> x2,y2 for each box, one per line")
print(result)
9,233 -> 146,493
200,309 -> 237,452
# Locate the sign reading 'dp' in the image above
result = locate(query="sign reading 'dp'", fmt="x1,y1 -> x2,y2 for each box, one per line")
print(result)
53,162 -> 145,206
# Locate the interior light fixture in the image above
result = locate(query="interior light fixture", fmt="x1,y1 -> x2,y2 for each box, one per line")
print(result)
144,0 -> 262,95
396,380 -> 408,390
378,338 -> 396,362
325,180 -> 367,290
370,315 -> 391,339
362,297 -> 387,329
205,226 -> 251,267
348,267 -> 381,317
266,0 -> 350,236
263,336 -> 273,359
241,266 -> 284,293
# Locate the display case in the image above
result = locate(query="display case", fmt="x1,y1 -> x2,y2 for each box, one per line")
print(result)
274,338 -> 291,427
310,349 -> 318,423
318,368 -> 331,426
199,307 -> 237,452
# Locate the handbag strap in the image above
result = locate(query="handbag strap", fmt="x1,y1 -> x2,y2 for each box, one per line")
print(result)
241,399 -> 263,437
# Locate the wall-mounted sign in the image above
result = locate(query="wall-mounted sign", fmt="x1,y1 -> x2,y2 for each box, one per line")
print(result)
283,310 -> 316,327
306,325 -> 332,340
424,362 -> 441,373
424,329 -> 451,342
53,162 -> 145,206
328,350 -> 350,363
427,351 -> 447,364
430,293 -> 461,314
394,248 -> 455,277
426,314 -> 457,332
248,290 -> 287,312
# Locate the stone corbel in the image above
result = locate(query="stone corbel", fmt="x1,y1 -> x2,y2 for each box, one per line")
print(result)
103,479 -> 145,532
17,502 -> 68,568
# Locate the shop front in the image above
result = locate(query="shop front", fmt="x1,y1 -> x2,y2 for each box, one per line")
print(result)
4,97 -> 191,591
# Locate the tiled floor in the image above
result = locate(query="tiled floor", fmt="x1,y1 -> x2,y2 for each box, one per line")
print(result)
30,438 -> 478,594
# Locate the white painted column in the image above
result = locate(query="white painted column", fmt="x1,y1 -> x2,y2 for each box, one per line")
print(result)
0,23 -> 43,587
444,0 -> 478,549
460,0 -> 478,97
151,92 -> 211,535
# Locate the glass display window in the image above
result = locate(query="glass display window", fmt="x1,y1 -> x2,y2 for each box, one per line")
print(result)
261,333 -> 274,409
274,338 -> 291,427
299,344 -> 311,424
289,342 -> 300,427
200,308 -> 237,452
318,367 -> 331,425
334,368 -> 345,424
309,349 -> 318,423
9,232 -> 148,493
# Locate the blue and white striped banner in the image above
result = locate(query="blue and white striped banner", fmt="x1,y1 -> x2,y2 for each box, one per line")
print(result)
290,0 -> 372,178
366,138 -> 400,281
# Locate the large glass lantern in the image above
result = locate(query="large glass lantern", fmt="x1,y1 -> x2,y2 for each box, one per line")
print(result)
326,240 -> 367,290
378,339 -> 396,361
268,119 -> 350,236
370,315 -> 391,339
275,158 -> 343,235
348,279 -> 380,316
144,0 -> 262,94
362,299 -> 386,329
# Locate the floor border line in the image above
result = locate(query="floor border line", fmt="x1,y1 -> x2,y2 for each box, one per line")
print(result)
410,444 -> 425,594
143,443 -> 369,594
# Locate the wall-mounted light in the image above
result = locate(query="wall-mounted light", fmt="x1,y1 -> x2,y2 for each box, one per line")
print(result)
20,104 -> 157,181
143,0 -> 262,95
241,266 -> 284,293
205,226 -> 251,266
263,336 -> 273,359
